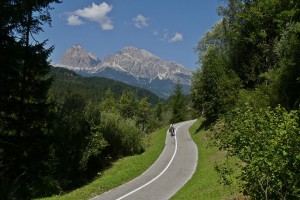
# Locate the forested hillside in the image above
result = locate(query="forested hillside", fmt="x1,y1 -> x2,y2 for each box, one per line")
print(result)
50,67 -> 161,105
191,0 -> 300,199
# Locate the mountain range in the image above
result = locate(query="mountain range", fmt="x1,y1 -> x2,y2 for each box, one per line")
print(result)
53,45 -> 192,98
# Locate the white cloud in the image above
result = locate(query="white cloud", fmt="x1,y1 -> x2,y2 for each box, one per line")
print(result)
133,14 -> 149,29
67,15 -> 84,26
154,29 -> 183,43
68,2 -> 113,30
169,32 -> 183,42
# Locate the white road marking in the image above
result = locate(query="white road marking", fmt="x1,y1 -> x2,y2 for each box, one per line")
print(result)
116,122 -> 186,200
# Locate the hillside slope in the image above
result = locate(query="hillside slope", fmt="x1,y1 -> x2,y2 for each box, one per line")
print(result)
50,67 -> 161,105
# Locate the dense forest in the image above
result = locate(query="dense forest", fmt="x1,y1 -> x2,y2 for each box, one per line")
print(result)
0,1 -> 191,199
49,67 -> 161,105
191,0 -> 300,199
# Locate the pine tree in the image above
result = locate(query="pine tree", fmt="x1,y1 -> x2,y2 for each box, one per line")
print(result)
169,84 -> 186,124
136,97 -> 151,132
155,101 -> 163,122
0,0 -> 61,198
100,88 -> 118,113
118,91 -> 137,119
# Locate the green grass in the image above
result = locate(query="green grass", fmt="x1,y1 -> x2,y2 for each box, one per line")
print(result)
39,120 -> 241,200
37,127 -> 168,200
171,119 -> 238,200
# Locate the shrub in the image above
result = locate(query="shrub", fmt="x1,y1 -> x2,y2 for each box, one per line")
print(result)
99,112 -> 144,159
217,105 -> 300,199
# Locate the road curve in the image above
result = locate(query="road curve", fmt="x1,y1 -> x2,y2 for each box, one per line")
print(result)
91,120 -> 197,200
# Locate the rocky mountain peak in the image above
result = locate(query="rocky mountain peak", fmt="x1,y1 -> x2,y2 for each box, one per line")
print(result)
60,45 -> 101,69
97,46 -> 192,84
73,44 -> 83,49
121,46 -> 158,59
122,46 -> 137,52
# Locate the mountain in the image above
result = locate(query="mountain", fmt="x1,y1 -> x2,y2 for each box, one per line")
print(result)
97,46 -> 191,85
54,45 -> 192,98
59,44 -> 101,70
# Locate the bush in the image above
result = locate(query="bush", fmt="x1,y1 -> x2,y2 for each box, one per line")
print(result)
217,105 -> 300,199
99,112 -> 144,159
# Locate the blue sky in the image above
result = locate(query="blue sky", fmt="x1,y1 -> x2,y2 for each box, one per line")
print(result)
40,0 -> 223,70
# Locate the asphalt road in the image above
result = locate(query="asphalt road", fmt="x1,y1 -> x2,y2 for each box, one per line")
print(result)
91,120 -> 198,200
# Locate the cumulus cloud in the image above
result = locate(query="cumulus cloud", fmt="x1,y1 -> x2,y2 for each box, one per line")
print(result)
169,32 -> 183,42
153,29 -> 183,43
67,15 -> 84,25
133,14 -> 149,29
68,2 -> 113,30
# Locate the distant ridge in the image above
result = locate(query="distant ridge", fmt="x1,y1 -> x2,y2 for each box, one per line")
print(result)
50,66 -> 161,105
53,45 -> 192,98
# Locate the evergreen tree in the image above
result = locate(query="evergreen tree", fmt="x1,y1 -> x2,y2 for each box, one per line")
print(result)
136,97 -> 151,132
51,94 -> 95,190
155,101 -> 163,122
0,0 -> 61,199
118,91 -> 138,119
100,88 -> 118,113
169,84 -> 186,124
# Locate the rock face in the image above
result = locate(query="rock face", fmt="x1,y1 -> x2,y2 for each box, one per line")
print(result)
54,45 -> 192,98
97,46 -> 191,85
60,44 -> 101,70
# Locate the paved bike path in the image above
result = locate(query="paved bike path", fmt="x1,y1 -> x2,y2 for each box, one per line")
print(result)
91,120 -> 197,200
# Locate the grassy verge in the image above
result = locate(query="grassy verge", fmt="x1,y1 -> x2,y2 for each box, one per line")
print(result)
38,127 -> 168,200
172,119 -> 239,200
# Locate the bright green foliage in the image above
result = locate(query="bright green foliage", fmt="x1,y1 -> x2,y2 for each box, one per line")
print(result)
217,105 -> 300,199
192,44 -> 241,122
169,84 -> 186,124
136,97 -> 151,132
101,88 -> 158,134
192,0 -> 300,198
80,130 -> 108,172
99,88 -> 118,113
98,112 -> 144,158
235,88 -> 271,110
216,0 -> 299,90
219,0 -> 300,88
118,91 -> 138,119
